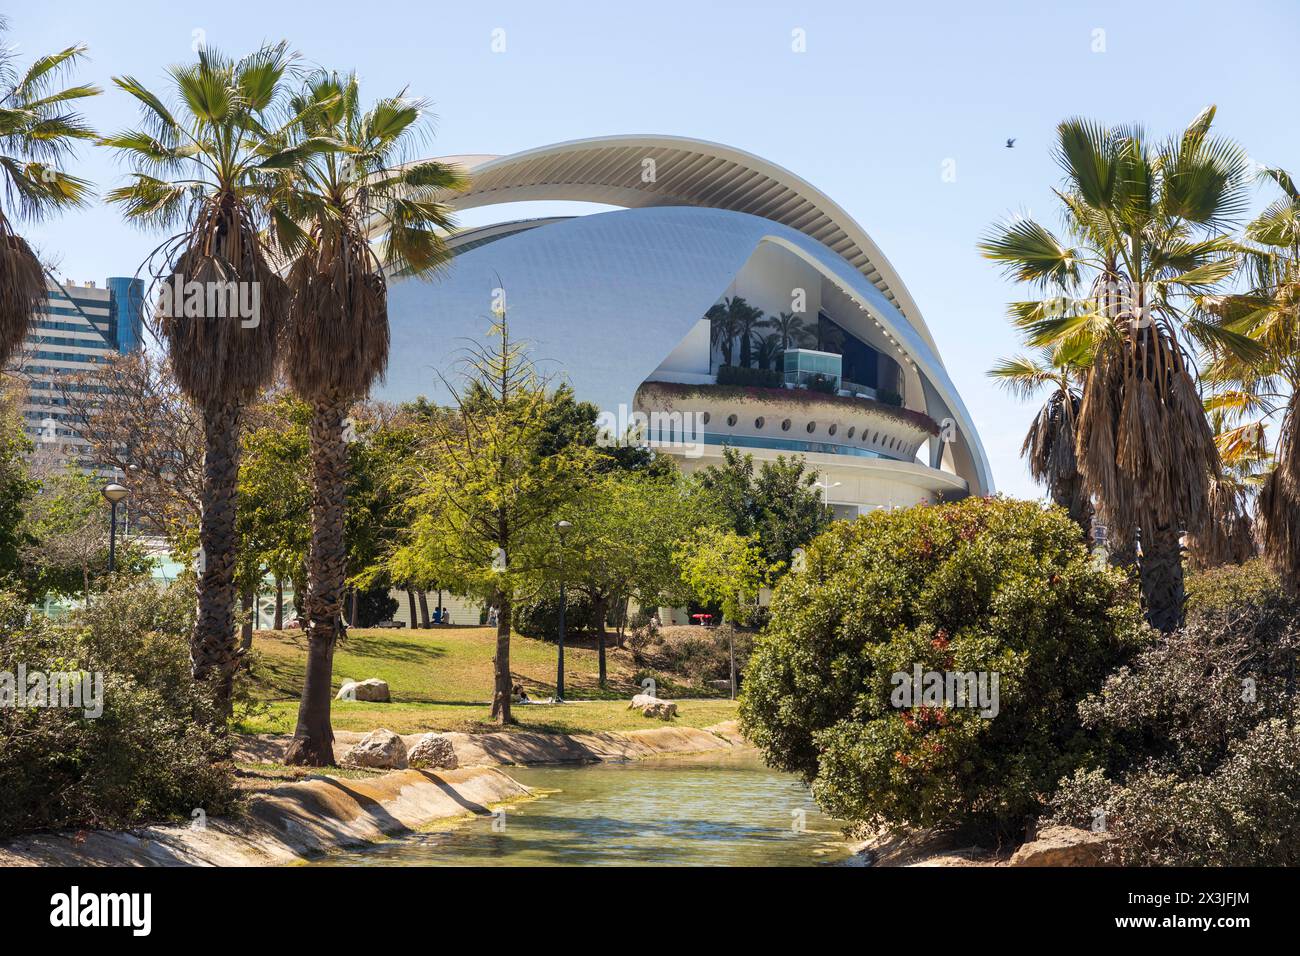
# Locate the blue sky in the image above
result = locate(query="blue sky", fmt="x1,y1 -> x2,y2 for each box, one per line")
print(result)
10,0 -> 1300,498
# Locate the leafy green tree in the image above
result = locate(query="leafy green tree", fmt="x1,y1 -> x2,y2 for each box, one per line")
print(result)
22,469 -> 150,600
695,446 -> 832,568
539,384 -> 675,476
237,396 -> 311,632
675,526 -> 774,627
676,526 -> 777,695
0,384 -> 34,584
554,470 -> 719,685
395,319 -> 595,723
367,398 -> 462,626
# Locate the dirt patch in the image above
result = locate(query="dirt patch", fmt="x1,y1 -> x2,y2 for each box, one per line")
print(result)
849,827 -> 1011,867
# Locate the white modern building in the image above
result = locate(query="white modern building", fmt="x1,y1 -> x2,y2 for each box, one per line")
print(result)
377,135 -> 993,516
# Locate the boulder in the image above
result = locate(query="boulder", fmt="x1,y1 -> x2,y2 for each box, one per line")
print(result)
336,678 -> 391,702
1008,826 -> 1116,867
408,733 -> 459,770
344,729 -> 408,769
628,693 -> 677,720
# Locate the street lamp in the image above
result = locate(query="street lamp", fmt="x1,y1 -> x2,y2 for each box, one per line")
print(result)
555,519 -> 572,702
102,482 -> 128,572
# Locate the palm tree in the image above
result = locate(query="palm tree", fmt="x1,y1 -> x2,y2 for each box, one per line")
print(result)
980,106 -> 1254,631
729,297 -> 764,367
754,332 -> 782,372
989,342 -> 1094,537
1184,410 -> 1267,570
1198,167 -> 1300,580
816,319 -> 845,354
275,71 -> 463,765
706,300 -> 739,367
0,18 -> 98,366
765,310 -> 814,351
104,43 -> 315,712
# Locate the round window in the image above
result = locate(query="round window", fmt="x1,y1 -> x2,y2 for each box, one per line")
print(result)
806,421 -> 816,434
754,416 -> 765,429
781,419 -> 791,431
726,413 -> 738,427
846,426 -> 856,439
701,412 -> 711,425
828,423 -> 838,436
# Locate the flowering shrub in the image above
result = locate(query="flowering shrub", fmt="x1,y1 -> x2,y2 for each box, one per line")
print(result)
740,496 -> 1147,836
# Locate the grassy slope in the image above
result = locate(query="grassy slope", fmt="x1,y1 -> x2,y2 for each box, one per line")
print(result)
236,625 -> 737,736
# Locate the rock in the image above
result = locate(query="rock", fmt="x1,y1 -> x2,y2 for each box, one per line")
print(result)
1008,825 -> 1116,866
408,733 -> 459,770
336,678 -> 390,702
628,693 -> 677,720
344,729 -> 408,769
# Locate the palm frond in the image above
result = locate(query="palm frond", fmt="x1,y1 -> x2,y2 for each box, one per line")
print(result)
978,217 -> 1080,287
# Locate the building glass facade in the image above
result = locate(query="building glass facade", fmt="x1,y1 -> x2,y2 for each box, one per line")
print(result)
7,277 -> 144,469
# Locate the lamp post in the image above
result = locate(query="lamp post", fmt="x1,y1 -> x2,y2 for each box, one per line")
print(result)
102,482 -> 128,572
555,519 -> 572,702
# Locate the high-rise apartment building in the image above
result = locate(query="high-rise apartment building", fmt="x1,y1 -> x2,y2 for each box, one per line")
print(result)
5,276 -> 144,470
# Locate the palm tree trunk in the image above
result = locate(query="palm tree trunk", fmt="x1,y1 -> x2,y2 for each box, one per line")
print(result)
192,400 -> 242,719
1140,523 -> 1185,632
285,398 -> 349,766
490,587 -> 513,724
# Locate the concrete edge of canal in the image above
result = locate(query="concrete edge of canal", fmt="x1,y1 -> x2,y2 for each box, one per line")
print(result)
0,721 -> 750,867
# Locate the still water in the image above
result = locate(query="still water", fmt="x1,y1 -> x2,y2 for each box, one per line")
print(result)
309,752 -> 854,866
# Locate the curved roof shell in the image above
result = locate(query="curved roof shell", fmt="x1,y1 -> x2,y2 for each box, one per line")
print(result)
425,135 -> 943,356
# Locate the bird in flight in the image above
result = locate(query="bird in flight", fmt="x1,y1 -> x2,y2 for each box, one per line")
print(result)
1006,138 -> 1016,148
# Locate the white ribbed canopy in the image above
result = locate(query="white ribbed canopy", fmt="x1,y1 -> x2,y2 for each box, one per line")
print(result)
425,135 -> 942,357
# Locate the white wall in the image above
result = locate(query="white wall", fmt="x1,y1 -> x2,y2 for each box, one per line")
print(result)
387,590 -> 484,628
655,318 -> 712,377
734,242 -> 823,323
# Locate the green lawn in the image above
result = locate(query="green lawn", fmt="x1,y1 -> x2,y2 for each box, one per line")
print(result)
235,625 -> 736,736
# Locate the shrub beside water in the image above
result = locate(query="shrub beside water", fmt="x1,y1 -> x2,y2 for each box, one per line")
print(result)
0,582 -> 237,837
1048,559 -> 1300,864
740,496 -> 1147,837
